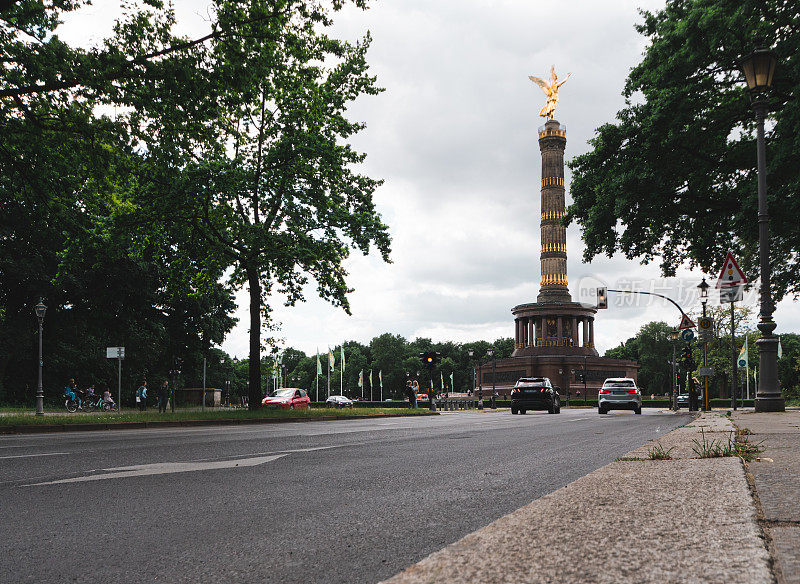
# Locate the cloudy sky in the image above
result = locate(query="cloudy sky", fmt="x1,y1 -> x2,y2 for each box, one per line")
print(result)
62,1 -> 800,357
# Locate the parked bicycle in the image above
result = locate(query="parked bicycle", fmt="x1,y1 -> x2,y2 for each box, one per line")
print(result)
88,396 -> 118,412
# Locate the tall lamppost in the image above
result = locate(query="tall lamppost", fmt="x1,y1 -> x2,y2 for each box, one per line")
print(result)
740,46 -> 784,412
697,278 -> 710,411
468,349 -> 475,395
669,329 -> 679,411
487,348 -> 496,397
34,299 -> 47,416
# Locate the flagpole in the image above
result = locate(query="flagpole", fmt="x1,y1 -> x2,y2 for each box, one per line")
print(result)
327,347 -> 331,399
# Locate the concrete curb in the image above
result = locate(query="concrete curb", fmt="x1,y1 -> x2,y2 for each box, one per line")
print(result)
381,412 -> 773,584
0,411 -> 438,435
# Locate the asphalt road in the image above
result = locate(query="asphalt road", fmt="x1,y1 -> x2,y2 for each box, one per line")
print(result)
0,408 -> 690,584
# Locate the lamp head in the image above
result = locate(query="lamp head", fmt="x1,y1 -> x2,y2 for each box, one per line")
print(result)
487,348 -> 494,357
34,299 -> 47,322
697,277 -> 710,299
740,47 -> 777,93
669,329 -> 679,341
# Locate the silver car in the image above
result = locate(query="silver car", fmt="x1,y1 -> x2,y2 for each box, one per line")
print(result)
598,378 -> 642,415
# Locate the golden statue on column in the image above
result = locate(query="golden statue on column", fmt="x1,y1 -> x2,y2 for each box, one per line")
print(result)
528,66 -> 571,119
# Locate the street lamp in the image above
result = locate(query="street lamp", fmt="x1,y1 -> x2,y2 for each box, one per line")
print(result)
34,299 -> 47,416
739,46 -> 784,412
487,347 -> 496,395
697,278 -> 710,411
468,349 -> 475,395
669,328 -> 679,410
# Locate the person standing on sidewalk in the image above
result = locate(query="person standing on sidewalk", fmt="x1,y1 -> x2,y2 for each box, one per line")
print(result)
136,380 -> 148,411
158,380 -> 169,413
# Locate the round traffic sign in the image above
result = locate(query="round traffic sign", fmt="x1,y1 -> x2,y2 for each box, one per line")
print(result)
738,359 -> 747,368
698,317 -> 713,330
681,329 -> 695,342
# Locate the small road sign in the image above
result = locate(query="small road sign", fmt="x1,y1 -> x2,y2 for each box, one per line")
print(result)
698,316 -> 714,343
106,347 -> 125,359
698,366 -> 714,377
738,359 -> 747,368
678,314 -> 696,330
716,252 -> 748,288
681,329 -> 695,342
720,285 -> 743,304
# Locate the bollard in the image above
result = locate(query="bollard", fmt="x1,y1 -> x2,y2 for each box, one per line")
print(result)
430,398 -> 436,412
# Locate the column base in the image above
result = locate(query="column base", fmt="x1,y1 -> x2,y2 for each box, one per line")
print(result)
754,395 -> 786,412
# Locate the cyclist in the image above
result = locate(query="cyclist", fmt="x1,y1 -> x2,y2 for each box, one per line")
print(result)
64,378 -> 81,410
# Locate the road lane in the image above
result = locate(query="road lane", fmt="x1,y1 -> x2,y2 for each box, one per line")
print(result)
0,409 -> 690,583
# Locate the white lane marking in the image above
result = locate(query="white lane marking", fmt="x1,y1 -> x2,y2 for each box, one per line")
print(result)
25,454 -> 287,486
0,452 -> 68,460
192,442 -> 367,462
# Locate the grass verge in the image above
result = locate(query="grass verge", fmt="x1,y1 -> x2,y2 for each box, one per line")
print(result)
0,407 -> 433,428
691,428 -> 763,461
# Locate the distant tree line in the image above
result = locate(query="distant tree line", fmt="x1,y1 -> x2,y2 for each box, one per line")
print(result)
275,335 -> 515,401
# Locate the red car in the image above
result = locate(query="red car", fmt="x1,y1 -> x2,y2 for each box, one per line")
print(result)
262,388 -> 311,410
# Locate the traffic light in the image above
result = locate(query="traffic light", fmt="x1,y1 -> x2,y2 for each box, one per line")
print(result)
419,352 -> 441,366
597,287 -> 608,309
682,345 -> 693,368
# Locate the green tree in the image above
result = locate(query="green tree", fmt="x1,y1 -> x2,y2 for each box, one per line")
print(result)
0,1 -> 239,403
147,0 -> 390,409
632,322 -> 672,394
566,0 -> 799,298
604,339 -> 637,361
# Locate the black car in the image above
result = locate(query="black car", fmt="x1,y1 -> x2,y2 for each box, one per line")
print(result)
511,377 -> 561,415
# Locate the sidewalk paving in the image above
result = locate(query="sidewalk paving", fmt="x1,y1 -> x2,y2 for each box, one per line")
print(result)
733,410 -> 800,584
381,411 -> 779,584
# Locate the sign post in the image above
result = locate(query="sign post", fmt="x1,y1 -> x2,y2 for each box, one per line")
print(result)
106,347 -> 125,412
717,251 -> 748,410
698,316 -> 714,411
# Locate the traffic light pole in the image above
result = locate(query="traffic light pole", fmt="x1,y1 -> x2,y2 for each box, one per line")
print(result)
606,289 -> 692,321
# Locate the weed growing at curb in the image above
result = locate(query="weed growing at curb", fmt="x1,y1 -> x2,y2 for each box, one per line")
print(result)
647,443 -> 675,460
691,428 -> 763,461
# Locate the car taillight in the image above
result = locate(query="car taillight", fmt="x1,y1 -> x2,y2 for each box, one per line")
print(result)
512,388 -> 520,394
627,389 -> 640,394
598,388 -> 610,394
540,388 -> 548,393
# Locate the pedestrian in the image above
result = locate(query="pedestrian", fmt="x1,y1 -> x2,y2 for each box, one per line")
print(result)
412,380 -> 420,408
158,380 -> 169,413
101,384 -> 115,410
136,380 -> 148,411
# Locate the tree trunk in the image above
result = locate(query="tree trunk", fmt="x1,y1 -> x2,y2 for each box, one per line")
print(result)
247,266 -> 261,410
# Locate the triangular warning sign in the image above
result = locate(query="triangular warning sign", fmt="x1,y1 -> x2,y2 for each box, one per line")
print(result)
678,314 -> 696,330
716,251 -> 748,288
